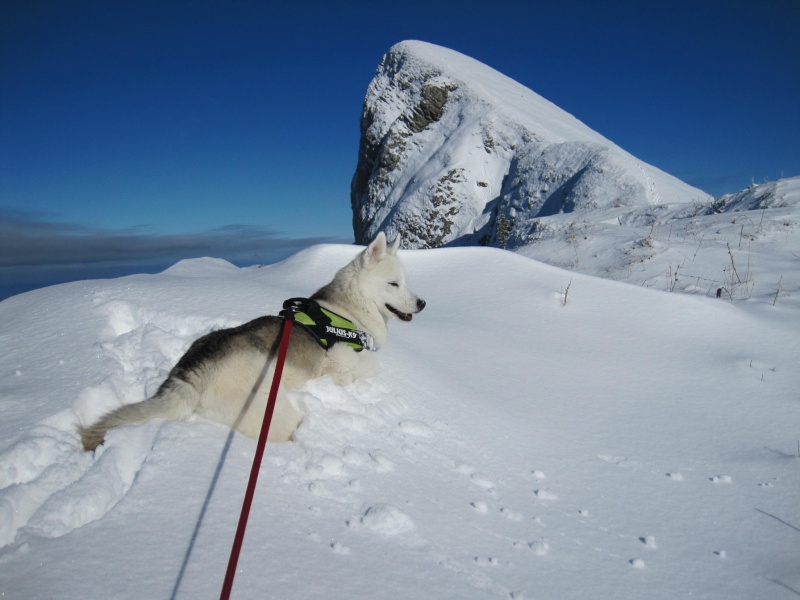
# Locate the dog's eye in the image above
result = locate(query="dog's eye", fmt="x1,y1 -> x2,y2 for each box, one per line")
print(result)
388,282 -> 399,288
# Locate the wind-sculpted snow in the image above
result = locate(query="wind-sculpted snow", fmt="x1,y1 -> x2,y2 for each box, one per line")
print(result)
0,244 -> 798,598
0,295 -> 235,549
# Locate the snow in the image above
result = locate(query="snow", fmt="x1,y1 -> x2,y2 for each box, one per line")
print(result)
515,177 -> 800,311
355,41 -> 709,247
1,236 -> 798,599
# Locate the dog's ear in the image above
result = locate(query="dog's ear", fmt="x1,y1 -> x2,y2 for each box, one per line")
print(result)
363,232 -> 388,265
388,235 -> 401,256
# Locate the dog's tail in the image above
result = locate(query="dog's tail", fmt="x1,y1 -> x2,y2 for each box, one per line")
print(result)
78,377 -> 199,452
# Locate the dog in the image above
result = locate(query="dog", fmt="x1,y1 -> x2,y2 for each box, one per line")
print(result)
79,232 -> 425,451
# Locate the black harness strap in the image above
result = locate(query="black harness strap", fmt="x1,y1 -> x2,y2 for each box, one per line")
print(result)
280,298 -> 375,352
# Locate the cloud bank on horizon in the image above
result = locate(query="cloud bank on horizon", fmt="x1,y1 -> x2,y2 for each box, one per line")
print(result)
0,209 -> 348,299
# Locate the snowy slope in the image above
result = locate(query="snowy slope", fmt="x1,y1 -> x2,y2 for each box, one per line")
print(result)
1,243 -> 798,599
350,40 -> 800,315
515,176 -> 800,305
352,40 -> 709,249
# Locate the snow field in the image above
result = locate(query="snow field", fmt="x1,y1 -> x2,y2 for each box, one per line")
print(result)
0,244 -> 798,599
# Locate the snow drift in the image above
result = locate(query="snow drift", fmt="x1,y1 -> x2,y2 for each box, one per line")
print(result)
1,241 -> 799,599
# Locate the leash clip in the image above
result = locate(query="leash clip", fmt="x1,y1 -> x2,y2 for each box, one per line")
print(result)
281,297 -> 311,322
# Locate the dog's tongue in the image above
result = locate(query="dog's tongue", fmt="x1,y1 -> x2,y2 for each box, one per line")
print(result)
388,304 -> 413,321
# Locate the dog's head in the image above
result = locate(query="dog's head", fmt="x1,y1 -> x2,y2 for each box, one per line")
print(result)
360,232 -> 426,322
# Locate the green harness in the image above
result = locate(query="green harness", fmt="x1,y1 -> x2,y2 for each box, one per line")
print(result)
280,298 -> 376,352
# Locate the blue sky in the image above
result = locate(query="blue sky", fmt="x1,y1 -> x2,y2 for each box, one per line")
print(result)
2,0 -> 798,299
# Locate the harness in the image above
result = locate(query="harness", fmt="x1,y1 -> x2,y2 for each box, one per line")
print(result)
280,297 -> 376,352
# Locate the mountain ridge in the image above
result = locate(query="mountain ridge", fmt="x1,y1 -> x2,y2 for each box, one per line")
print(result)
351,40 -> 710,250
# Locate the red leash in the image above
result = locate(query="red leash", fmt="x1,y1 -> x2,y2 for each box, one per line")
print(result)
219,316 -> 294,600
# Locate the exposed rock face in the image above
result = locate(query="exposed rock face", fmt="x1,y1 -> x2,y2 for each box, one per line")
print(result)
351,41 -> 708,249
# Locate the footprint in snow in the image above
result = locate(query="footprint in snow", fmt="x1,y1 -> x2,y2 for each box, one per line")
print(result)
598,454 -> 631,467
511,537 -> 549,556
351,503 -> 414,535
639,535 -> 657,549
471,501 -> 489,513
341,446 -> 369,467
710,475 -> 733,484
330,541 -> 350,554
339,447 -> 393,472
368,451 -> 394,472
529,538 -> 550,556
398,420 -> 433,437
533,488 -> 558,501
304,453 -> 348,478
629,558 -> 646,569
307,481 -> 331,497
456,462 -> 474,475
456,463 -> 496,494
470,473 -> 495,492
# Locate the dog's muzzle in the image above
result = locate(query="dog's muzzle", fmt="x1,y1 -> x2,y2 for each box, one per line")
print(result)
386,298 -> 425,322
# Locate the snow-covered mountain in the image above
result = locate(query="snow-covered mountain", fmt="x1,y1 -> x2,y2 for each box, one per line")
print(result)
352,41 -> 799,306
351,40 -> 709,250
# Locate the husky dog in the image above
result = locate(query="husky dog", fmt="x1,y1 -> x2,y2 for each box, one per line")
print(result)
79,233 -> 425,451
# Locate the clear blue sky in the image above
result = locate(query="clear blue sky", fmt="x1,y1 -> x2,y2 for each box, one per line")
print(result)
2,0 -> 798,299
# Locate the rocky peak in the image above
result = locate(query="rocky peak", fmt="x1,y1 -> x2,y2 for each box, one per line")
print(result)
351,40 -> 708,249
